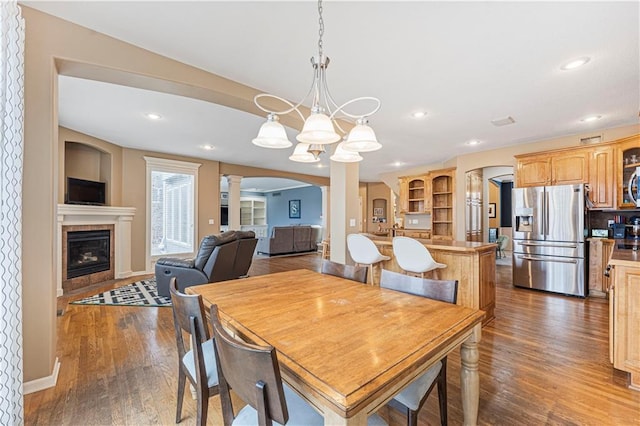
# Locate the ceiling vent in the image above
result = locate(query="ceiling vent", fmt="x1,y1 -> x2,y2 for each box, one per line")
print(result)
580,135 -> 602,145
272,192 -> 281,197
490,116 -> 516,127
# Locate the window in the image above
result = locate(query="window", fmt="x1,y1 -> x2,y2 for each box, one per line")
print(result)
145,157 -> 200,263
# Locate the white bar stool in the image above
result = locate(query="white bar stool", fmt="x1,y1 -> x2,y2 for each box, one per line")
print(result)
392,236 -> 446,279
346,234 -> 390,285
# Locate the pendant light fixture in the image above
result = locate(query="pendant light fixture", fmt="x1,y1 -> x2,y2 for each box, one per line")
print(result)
252,0 -> 381,163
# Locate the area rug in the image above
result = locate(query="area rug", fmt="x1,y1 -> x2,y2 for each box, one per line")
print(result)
70,278 -> 171,307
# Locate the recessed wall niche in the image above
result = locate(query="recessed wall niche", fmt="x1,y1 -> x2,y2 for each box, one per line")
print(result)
64,141 -> 112,206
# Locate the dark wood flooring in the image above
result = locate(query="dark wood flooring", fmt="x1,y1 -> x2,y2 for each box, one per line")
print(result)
26,254 -> 640,425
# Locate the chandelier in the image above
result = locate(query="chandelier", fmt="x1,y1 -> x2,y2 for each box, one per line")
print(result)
252,0 -> 381,163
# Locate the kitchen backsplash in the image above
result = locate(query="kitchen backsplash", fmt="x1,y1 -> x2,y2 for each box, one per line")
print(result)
588,210 -> 640,238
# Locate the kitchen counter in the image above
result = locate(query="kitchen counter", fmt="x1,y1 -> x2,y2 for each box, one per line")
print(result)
609,239 -> 640,268
608,240 -> 640,391
368,235 -> 496,252
368,235 -> 497,325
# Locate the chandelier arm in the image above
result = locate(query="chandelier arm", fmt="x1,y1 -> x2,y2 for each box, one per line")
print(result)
254,94 -> 307,122
328,97 -> 382,120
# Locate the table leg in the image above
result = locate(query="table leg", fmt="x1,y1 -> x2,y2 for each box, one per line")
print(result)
460,332 -> 480,426
322,410 -> 367,426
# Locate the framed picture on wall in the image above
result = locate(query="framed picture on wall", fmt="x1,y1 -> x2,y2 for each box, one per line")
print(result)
488,203 -> 496,218
289,199 -> 301,219
373,207 -> 384,217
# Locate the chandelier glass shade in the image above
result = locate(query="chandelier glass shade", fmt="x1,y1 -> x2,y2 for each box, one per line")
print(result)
330,141 -> 363,162
252,0 -> 381,163
288,143 -> 320,163
252,114 -> 292,149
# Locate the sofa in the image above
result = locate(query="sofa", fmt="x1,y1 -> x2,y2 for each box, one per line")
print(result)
155,230 -> 257,297
256,225 -> 322,256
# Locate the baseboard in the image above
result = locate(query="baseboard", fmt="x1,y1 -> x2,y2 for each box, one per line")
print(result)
130,269 -> 153,277
23,357 -> 60,395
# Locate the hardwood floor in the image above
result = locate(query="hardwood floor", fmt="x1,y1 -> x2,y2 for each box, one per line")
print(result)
26,254 -> 640,425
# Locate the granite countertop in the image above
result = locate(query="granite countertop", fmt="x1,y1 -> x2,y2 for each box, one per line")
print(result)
610,239 -> 640,267
367,234 -> 496,253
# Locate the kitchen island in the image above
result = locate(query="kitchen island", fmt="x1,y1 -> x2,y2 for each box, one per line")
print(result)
608,241 -> 640,391
368,235 -> 497,325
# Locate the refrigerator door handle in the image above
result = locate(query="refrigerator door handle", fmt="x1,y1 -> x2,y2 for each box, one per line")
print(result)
544,190 -> 549,237
517,242 -> 579,249
518,255 -> 578,264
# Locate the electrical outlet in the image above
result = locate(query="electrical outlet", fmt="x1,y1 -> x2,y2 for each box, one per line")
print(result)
208,219 -> 214,225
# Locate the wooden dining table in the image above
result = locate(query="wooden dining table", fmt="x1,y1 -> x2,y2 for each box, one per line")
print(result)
187,269 -> 485,426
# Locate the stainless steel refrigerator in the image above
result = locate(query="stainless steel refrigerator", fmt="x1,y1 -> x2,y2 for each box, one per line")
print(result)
512,184 -> 586,297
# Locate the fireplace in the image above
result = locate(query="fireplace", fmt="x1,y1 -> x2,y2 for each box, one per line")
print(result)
57,205 -> 135,296
61,223 -> 116,293
67,230 -> 111,279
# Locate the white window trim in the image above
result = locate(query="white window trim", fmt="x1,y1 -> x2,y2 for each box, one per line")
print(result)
144,156 -> 201,272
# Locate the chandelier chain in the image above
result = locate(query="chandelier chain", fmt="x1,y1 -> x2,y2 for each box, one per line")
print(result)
317,0 -> 324,61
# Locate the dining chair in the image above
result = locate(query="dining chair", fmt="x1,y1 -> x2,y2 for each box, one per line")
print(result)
346,233 -> 390,285
392,236 -> 447,279
210,304 -> 389,426
496,235 -> 509,259
169,278 -> 219,426
320,259 -> 368,283
379,269 -> 458,426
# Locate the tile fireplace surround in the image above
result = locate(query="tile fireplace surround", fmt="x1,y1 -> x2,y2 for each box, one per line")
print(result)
57,204 -> 136,297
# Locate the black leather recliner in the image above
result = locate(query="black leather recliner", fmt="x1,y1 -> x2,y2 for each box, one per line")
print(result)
155,230 -> 257,297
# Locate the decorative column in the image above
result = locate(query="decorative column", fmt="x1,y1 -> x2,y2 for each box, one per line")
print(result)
321,185 -> 330,241
330,161 -> 359,263
226,175 -> 242,231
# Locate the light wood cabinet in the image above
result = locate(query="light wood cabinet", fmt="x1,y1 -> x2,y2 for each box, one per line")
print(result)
588,238 -> 614,297
515,155 -> 551,187
609,259 -> 640,390
398,168 -> 455,240
398,177 -> 409,214
516,150 -> 588,187
616,135 -> 640,209
398,175 -> 431,214
431,168 -> 455,240
394,229 -> 431,239
589,146 -> 615,208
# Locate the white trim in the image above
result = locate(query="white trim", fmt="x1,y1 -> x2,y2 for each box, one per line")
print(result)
23,358 -> 60,395
57,205 -> 136,297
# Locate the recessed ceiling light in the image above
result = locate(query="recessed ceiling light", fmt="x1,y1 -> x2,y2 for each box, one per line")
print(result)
201,144 -> 215,150
581,115 -> 602,123
466,140 -> 481,146
411,111 -> 427,119
560,57 -> 590,71
392,161 -> 405,167
145,112 -> 162,120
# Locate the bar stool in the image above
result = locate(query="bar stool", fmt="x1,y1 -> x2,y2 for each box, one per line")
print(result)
392,236 -> 446,279
346,234 -> 390,285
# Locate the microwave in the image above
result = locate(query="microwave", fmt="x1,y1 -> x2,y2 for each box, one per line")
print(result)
629,166 -> 640,208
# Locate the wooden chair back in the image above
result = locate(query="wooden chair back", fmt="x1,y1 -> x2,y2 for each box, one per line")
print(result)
169,278 -> 210,358
380,269 -> 458,304
210,305 -> 288,426
321,259 -> 368,284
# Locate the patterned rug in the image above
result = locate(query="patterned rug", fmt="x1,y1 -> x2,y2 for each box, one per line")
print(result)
70,278 -> 171,307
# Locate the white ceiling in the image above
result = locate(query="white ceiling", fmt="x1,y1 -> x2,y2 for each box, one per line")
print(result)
23,1 -> 640,190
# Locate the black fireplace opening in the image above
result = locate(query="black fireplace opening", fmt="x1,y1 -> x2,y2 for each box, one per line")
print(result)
67,230 -> 111,279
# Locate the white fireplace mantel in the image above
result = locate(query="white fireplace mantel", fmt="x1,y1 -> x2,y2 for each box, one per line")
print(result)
57,204 -> 136,297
